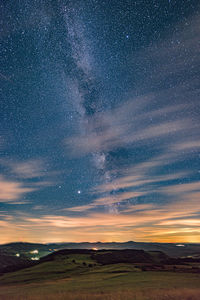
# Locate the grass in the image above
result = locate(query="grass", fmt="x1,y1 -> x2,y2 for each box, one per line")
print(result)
0,253 -> 200,299
1,288 -> 200,300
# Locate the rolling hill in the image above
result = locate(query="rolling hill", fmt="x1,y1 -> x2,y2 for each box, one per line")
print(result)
0,248 -> 200,300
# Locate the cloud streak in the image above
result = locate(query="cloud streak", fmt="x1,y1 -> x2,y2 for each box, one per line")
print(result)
0,158 -> 59,204
1,190 -> 200,243
0,159 -> 46,179
0,175 -> 35,203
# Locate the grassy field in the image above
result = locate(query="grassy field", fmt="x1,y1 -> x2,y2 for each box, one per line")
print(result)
0,253 -> 200,299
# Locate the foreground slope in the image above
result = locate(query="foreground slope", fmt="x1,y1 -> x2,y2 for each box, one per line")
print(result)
0,249 -> 200,299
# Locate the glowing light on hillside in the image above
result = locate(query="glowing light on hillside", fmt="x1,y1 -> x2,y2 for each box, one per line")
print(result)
30,249 -> 39,254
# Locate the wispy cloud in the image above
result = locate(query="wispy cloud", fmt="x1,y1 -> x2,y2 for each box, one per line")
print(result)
0,158 -> 47,179
65,153 -> 191,213
66,191 -> 146,212
171,140 -> 200,152
0,158 -> 59,204
0,175 -> 35,203
160,181 -> 200,195
1,191 -> 200,243
65,96 -> 195,156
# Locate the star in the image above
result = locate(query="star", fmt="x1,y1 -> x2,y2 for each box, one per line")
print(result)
77,190 -> 81,194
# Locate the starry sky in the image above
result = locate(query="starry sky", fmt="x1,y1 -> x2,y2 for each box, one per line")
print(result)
0,0 -> 200,244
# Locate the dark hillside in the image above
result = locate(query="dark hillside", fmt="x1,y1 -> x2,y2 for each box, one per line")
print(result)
92,249 -> 154,265
0,254 -> 35,274
40,248 -> 169,265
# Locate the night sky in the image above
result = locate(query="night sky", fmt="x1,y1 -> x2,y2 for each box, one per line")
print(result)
0,0 -> 200,243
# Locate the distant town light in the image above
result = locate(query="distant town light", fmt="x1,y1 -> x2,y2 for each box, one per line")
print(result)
31,257 -> 39,260
16,253 -> 20,257
30,249 -> 39,254
92,247 -> 98,251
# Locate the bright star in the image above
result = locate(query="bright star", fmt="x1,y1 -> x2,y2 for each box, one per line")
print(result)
77,190 -> 81,194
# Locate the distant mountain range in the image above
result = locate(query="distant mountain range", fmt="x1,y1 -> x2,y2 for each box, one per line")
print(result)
0,241 -> 200,261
